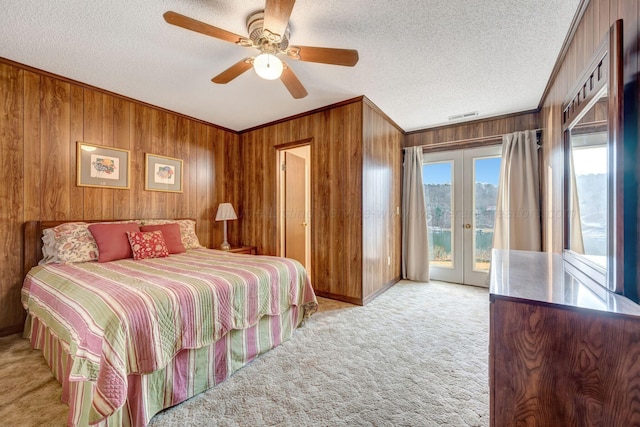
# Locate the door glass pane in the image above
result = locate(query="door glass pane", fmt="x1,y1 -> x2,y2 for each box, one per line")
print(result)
423,162 -> 453,269
473,157 -> 501,271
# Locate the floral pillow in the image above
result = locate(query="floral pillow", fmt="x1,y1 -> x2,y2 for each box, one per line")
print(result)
40,222 -> 98,265
126,230 -> 170,260
40,220 -> 140,265
139,219 -> 203,249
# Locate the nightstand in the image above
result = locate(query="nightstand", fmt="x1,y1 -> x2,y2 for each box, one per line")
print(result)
212,245 -> 257,255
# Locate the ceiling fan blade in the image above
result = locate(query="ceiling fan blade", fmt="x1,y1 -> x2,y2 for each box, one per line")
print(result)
280,66 -> 308,99
290,46 -> 359,67
212,58 -> 253,84
263,0 -> 296,41
163,11 -> 245,44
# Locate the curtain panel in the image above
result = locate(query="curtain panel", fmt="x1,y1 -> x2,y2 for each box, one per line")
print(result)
493,130 -> 541,251
402,147 -> 430,281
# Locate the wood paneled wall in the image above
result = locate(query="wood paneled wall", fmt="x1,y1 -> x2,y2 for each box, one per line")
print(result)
239,100 -> 365,303
0,60 -> 238,335
404,110 -> 539,149
362,100 -> 403,302
238,97 -> 403,304
540,0 -> 639,253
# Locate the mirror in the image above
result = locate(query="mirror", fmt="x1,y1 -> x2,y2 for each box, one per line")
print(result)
563,20 -> 623,294
567,91 -> 608,269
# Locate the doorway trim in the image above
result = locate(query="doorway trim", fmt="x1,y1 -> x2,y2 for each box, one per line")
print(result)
276,139 -> 312,276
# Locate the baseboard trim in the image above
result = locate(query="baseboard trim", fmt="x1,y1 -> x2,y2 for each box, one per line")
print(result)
313,291 -> 362,306
0,323 -> 23,337
363,276 -> 401,305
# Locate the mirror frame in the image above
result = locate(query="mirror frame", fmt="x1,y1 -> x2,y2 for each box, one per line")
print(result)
562,20 -> 623,293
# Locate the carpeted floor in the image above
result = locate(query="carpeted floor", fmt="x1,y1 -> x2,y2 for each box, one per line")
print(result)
0,280 -> 489,426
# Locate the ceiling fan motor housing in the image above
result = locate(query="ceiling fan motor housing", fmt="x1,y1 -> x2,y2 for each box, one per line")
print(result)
247,11 -> 290,51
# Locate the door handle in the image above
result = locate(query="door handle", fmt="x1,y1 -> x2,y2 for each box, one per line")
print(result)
464,224 -> 471,229
302,222 -> 308,227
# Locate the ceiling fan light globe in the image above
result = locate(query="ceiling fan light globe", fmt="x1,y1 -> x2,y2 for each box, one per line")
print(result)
254,53 -> 283,80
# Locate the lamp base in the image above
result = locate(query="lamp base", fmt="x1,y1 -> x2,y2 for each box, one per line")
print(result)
220,219 -> 231,250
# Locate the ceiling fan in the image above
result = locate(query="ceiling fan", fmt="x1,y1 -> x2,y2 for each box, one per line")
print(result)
163,0 -> 359,99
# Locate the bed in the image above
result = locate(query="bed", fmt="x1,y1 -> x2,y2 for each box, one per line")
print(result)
21,219 -> 317,427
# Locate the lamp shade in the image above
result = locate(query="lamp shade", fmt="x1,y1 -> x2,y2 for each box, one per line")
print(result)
215,203 -> 238,221
253,53 -> 283,80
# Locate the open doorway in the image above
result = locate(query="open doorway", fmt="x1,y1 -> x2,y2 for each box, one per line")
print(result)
277,144 -> 311,276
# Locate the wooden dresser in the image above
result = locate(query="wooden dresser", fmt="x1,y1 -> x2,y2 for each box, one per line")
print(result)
489,249 -> 640,426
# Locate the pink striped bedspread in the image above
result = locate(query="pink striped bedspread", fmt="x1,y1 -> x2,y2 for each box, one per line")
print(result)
21,249 -> 317,425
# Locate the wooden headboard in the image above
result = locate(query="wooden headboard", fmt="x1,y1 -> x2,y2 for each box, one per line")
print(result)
23,219 -> 197,277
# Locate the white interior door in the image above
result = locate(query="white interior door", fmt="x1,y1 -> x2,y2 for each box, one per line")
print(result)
423,145 -> 502,287
278,145 -> 311,275
284,152 -> 307,265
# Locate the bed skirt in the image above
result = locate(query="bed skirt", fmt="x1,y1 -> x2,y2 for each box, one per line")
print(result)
25,304 -> 305,426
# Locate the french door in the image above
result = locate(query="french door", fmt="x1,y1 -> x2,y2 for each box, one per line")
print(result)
422,145 -> 502,287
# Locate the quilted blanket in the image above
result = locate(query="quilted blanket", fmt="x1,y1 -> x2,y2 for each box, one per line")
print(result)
21,249 -> 317,424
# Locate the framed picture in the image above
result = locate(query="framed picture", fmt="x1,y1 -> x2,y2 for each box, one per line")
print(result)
76,141 -> 130,189
145,153 -> 183,193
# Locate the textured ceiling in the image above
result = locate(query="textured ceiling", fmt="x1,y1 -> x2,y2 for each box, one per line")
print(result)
0,0 -> 580,132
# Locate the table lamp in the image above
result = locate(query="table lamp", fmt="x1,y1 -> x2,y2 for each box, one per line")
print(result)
215,203 -> 238,250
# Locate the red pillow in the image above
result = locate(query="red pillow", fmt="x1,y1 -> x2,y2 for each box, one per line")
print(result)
88,223 -> 141,262
140,223 -> 186,254
126,230 -> 170,260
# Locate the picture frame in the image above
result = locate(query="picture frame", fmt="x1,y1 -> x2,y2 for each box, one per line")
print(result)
76,141 -> 130,189
145,153 -> 183,193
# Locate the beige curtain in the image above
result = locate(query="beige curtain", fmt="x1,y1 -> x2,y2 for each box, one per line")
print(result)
402,147 -> 430,281
493,130 -> 541,251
